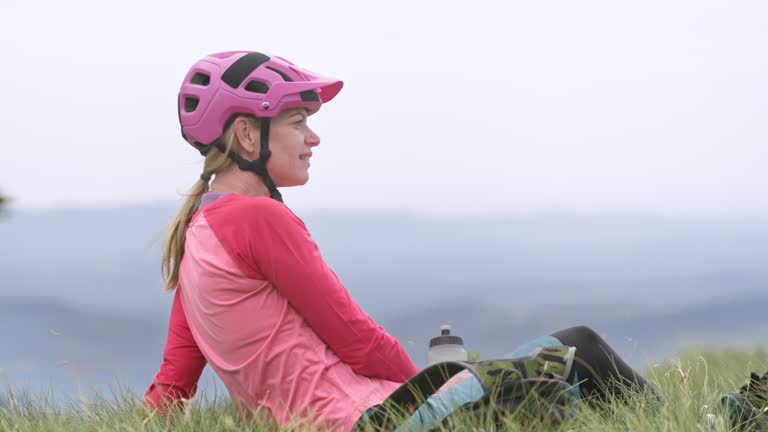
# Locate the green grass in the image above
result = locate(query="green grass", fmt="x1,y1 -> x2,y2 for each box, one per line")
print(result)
2,346 -> 767,431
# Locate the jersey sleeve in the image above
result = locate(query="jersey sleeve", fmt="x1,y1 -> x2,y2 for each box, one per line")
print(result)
144,288 -> 207,410
205,196 -> 419,383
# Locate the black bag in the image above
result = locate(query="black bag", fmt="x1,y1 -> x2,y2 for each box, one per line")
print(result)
354,346 -> 578,431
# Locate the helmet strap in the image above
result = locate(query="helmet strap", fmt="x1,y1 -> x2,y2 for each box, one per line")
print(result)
212,117 -> 283,202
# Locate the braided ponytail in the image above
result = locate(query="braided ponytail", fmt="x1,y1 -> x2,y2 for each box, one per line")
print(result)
161,116 -> 258,291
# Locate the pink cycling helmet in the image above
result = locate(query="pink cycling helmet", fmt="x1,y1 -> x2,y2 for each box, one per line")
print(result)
177,51 -> 343,202
179,51 -> 343,147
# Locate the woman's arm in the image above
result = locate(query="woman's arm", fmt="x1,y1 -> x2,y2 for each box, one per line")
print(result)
206,197 -> 419,383
144,288 -> 208,410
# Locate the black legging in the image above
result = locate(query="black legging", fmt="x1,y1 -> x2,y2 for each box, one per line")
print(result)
551,326 -> 661,403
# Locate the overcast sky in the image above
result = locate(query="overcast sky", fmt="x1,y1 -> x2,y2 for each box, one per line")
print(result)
1,0 -> 766,217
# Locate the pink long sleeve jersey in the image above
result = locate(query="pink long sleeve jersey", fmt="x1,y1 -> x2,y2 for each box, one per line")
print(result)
168,193 -> 418,431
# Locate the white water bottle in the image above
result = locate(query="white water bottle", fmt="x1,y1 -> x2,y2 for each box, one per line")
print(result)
427,324 -> 468,366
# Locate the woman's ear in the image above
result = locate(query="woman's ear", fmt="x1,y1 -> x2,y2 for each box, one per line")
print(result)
233,117 -> 259,155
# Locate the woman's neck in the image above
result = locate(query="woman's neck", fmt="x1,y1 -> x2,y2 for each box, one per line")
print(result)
209,169 -> 270,198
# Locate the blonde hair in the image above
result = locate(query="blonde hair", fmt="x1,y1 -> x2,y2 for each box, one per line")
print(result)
161,116 -> 258,291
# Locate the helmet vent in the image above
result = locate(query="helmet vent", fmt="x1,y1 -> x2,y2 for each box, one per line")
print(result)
245,80 -> 270,94
266,66 -> 294,82
300,90 -> 320,102
184,97 -> 200,113
190,73 -> 210,86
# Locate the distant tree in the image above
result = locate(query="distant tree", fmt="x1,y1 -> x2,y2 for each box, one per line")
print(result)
0,190 -> 8,214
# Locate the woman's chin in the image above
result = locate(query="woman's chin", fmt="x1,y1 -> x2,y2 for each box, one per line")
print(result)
278,175 -> 310,188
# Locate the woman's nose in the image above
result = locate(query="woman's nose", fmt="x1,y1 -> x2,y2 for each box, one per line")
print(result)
306,129 -> 320,147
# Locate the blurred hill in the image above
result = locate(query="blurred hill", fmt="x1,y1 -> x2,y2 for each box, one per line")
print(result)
0,204 -> 766,398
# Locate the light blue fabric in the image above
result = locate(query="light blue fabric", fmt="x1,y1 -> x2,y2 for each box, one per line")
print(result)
395,335 -> 573,431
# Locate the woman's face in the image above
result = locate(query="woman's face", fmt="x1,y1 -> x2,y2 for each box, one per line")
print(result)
266,108 -> 320,187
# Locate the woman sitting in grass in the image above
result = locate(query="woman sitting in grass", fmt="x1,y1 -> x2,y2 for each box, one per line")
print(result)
145,50 -> 658,431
